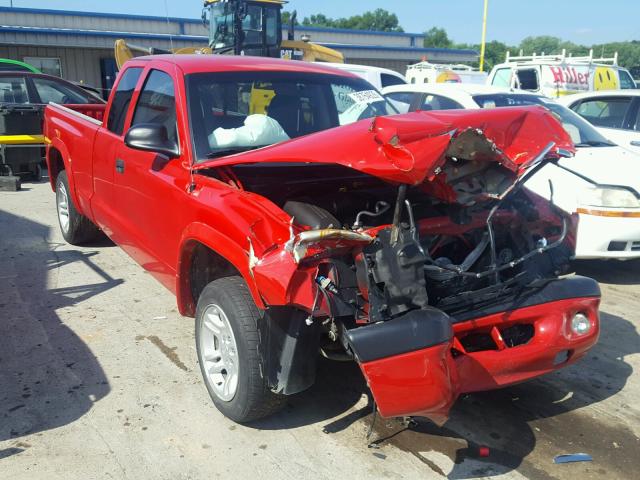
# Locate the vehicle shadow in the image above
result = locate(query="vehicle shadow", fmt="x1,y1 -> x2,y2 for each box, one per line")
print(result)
573,259 -> 640,285
253,309 -> 637,479
0,209 -> 118,457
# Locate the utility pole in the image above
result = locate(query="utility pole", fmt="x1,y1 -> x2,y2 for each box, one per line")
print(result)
479,0 -> 489,72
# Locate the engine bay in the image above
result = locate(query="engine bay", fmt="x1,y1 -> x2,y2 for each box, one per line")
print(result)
212,161 -> 574,321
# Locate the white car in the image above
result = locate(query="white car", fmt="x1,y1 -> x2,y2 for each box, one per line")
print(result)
323,63 -> 406,91
557,90 -> 640,154
382,84 -> 640,259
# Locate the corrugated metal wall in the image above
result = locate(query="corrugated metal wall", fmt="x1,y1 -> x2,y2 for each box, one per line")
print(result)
290,29 -> 415,47
0,45 -> 105,86
0,10 -> 185,35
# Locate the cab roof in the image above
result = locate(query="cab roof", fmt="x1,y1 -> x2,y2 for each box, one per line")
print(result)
130,54 -> 359,78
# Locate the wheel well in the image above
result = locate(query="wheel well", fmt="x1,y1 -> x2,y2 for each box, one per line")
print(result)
48,147 -> 65,186
181,241 -> 240,316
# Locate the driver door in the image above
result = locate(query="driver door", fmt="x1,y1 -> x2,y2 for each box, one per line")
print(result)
112,68 -> 190,291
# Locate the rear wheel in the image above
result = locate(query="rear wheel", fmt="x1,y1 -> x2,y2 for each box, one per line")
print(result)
56,170 -> 99,245
195,276 -> 285,423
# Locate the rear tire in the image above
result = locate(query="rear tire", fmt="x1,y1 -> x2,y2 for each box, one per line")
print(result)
55,170 -> 99,245
195,276 -> 285,423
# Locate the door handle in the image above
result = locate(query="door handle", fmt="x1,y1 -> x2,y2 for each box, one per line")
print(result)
115,158 -> 125,174
630,141 -> 640,147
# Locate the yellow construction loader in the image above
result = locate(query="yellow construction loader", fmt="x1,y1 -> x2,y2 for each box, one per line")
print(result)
114,0 -> 344,69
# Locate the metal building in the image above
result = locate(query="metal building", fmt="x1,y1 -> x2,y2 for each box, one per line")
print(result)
0,6 -> 477,93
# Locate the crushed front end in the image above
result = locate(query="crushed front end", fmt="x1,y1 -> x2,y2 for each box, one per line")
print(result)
199,107 -> 601,423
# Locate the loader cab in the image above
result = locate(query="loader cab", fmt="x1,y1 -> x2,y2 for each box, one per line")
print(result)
204,0 -> 283,58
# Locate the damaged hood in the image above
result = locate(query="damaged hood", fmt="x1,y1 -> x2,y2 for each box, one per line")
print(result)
195,106 -> 574,190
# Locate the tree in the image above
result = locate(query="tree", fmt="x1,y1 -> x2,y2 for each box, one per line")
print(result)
519,36 -> 562,55
281,11 -> 298,27
302,14 -> 334,28
481,40 -> 515,71
302,9 -> 403,32
452,40 -> 515,71
423,27 -> 453,48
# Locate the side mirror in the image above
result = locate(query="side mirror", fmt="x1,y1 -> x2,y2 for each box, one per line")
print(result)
124,124 -> 179,158
630,140 -> 640,147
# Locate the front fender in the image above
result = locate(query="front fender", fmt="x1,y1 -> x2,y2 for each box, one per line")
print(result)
176,222 -> 264,317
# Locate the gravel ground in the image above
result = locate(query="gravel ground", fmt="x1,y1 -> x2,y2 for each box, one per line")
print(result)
1,179 -> 639,480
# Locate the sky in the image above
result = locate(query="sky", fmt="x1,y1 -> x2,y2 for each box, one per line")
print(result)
4,1 -> 639,45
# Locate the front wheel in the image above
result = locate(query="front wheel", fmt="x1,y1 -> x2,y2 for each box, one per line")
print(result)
55,170 -> 99,245
195,276 -> 285,423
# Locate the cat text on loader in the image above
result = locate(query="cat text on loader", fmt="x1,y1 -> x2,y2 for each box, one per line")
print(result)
114,0 -> 343,69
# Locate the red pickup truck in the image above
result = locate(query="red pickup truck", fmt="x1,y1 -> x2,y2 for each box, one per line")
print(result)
45,55 -> 600,424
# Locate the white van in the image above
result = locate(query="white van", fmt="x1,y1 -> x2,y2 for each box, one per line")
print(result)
323,63 -> 406,90
487,50 -> 636,98
406,62 -> 488,85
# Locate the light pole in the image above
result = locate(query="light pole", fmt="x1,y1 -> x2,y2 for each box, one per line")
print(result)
479,0 -> 489,71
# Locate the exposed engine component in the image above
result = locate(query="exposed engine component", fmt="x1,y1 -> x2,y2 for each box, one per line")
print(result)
353,201 -> 390,228
221,154 -> 573,325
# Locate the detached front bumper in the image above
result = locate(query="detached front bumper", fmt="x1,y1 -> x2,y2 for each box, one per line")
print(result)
575,211 -> 640,259
345,276 -> 600,423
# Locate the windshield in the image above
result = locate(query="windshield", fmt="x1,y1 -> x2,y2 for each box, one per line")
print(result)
208,2 -> 279,51
187,71 -> 398,161
472,93 -> 615,147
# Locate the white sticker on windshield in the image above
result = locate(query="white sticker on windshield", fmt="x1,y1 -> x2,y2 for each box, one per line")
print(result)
348,90 -> 384,105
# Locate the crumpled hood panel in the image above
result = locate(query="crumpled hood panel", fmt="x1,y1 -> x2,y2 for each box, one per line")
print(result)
195,106 -> 574,188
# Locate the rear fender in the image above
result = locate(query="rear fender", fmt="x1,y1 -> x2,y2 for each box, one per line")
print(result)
45,139 -> 85,217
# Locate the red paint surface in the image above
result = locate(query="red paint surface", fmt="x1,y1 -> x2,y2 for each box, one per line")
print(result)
360,297 -> 599,421
195,107 -> 574,191
453,297 -> 600,393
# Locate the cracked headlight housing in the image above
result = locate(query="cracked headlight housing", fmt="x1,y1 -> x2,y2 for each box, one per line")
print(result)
579,186 -> 640,208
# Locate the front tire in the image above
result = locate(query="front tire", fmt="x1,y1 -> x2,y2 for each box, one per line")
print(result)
195,276 -> 285,423
55,170 -> 99,245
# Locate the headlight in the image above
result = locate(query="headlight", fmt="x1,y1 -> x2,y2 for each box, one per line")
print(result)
579,186 -> 640,208
571,313 -> 591,336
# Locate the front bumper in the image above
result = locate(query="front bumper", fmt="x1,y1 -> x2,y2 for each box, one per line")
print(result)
346,276 -> 600,423
575,212 -> 640,259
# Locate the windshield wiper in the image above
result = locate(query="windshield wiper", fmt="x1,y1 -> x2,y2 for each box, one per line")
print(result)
205,145 -> 268,159
575,140 -> 615,147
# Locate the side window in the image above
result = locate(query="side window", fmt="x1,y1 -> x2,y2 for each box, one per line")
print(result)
23,57 -> 62,77
381,73 -> 406,88
421,94 -> 463,111
619,70 -> 636,89
491,68 -> 512,87
132,70 -> 178,144
385,92 -> 415,113
575,97 -> 632,129
32,77 -> 90,104
107,67 -> 143,135
516,69 -> 539,91
0,76 -> 29,103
